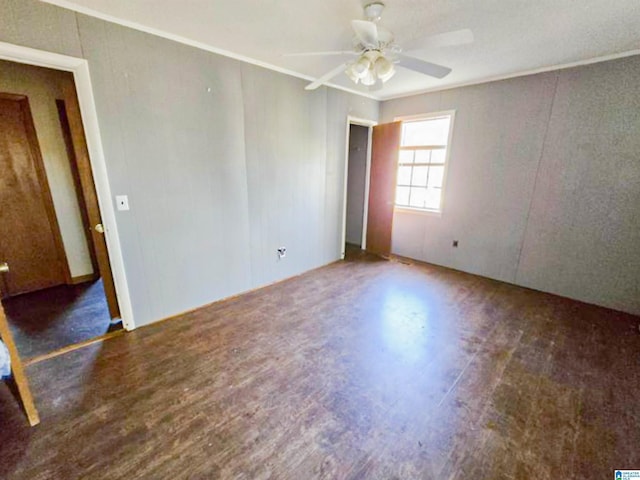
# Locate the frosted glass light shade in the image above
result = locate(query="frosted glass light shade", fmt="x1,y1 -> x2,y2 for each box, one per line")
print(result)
345,65 -> 360,84
361,69 -> 376,86
352,56 -> 372,78
375,56 -> 395,82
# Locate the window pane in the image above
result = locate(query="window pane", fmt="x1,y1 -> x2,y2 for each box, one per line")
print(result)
401,117 -> 451,147
409,187 -> 427,208
411,166 -> 428,187
414,149 -> 430,164
396,186 -> 410,205
399,150 -> 414,164
430,149 -> 446,164
427,166 -> 444,188
397,166 -> 412,185
424,188 -> 441,210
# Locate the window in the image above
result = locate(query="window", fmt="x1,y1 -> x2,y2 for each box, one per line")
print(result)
395,113 -> 454,213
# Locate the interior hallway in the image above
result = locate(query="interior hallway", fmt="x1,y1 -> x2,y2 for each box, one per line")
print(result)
0,253 -> 638,479
4,279 -> 115,359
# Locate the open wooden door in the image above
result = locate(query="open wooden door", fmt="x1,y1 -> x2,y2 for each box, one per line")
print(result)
366,121 -> 402,257
59,81 -> 121,320
0,94 -> 70,297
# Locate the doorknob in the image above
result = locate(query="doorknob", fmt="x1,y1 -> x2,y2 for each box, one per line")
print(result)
0,262 -> 9,273
94,223 -> 105,234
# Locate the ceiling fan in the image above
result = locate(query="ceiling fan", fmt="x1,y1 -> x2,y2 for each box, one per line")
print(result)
285,2 -> 473,91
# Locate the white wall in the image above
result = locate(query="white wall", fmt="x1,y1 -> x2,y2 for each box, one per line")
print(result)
345,124 -> 368,245
0,60 -> 94,278
382,56 -> 640,315
0,0 -> 379,327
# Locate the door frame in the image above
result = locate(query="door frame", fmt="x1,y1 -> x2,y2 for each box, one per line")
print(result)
0,41 -> 135,330
341,116 -> 377,259
55,98 -> 101,281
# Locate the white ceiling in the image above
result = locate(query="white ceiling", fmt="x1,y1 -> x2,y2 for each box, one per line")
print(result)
43,0 -> 640,100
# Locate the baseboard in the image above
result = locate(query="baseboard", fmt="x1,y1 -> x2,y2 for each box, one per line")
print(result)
69,273 -> 99,285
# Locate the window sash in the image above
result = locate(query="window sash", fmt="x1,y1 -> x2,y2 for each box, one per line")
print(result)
399,145 -> 446,151
397,183 -> 443,188
395,112 -> 453,212
396,164 -> 444,188
398,147 -> 446,165
395,185 -> 443,210
398,162 -> 445,167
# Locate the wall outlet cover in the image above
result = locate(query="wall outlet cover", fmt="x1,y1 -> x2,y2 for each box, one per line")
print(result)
116,195 -> 130,211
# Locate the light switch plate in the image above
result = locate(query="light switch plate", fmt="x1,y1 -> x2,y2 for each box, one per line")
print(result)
116,195 -> 130,211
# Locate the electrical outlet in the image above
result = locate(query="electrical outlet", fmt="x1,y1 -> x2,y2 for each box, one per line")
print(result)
452,240 -> 459,248
277,247 -> 287,259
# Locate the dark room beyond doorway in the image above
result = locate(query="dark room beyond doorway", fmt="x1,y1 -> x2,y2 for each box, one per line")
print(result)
345,123 -> 369,250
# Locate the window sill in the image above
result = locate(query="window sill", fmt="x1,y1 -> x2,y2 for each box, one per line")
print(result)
394,206 -> 442,217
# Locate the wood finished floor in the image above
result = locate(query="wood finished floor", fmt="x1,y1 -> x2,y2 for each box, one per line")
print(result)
1,252 -> 639,479
4,279 -> 117,359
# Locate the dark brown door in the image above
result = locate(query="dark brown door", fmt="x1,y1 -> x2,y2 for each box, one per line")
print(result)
0,94 -> 69,297
58,82 -> 120,319
366,121 -> 402,257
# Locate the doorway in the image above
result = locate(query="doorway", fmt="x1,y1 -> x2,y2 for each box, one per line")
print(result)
346,124 -> 369,249
0,60 -> 121,361
342,117 -> 376,259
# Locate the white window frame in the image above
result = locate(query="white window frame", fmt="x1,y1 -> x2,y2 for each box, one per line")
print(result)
394,111 -> 456,217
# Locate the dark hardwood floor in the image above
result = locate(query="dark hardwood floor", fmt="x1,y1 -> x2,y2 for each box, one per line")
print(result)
0,252 -> 638,479
3,279 -> 117,359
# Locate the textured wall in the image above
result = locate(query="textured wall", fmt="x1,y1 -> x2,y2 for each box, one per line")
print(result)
345,124 -> 368,245
383,73 -> 556,282
382,56 -> 640,315
0,60 -> 94,278
515,58 -> 640,315
0,0 -> 378,327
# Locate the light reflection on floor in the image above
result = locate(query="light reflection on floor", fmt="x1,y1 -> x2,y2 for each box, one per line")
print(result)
380,285 -> 431,362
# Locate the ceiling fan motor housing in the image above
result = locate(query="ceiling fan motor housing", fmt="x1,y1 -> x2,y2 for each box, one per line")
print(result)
364,2 -> 385,22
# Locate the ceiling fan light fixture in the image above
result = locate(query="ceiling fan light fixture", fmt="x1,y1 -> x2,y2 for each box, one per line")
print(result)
352,55 -> 372,78
364,2 -> 385,22
296,1 -> 465,92
361,69 -> 377,86
345,64 -> 361,84
374,56 -> 395,82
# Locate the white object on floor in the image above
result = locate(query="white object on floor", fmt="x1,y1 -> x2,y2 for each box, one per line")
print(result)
0,340 -> 10,378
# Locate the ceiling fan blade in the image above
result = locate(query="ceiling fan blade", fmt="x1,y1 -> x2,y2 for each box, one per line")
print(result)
283,51 -> 358,57
397,54 -> 452,79
305,63 -> 349,91
405,28 -> 474,50
424,29 -> 474,48
351,20 -> 379,48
